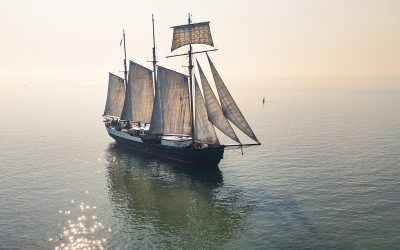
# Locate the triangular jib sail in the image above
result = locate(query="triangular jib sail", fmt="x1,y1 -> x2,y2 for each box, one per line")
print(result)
104,73 -> 125,117
171,22 -> 214,51
196,60 -> 240,143
121,61 -> 154,123
193,76 -> 219,145
149,66 -> 191,135
207,54 -> 259,143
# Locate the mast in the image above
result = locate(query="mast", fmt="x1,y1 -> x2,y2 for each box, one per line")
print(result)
188,13 -> 195,143
168,15 -> 216,141
123,29 -> 128,86
151,14 -> 157,88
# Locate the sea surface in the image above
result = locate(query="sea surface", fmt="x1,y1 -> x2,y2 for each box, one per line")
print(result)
0,79 -> 399,249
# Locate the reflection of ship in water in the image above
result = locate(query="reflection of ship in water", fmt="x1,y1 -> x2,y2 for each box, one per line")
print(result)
106,143 -> 223,186
104,143 -> 253,248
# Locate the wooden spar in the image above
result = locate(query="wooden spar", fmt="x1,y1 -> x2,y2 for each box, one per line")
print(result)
223,143 -> 261,147
166,48 -> 218,58
188,13 -> 195,144
166,15 -> 219,144
122,30 -> 128,86
151,14 -> 157,87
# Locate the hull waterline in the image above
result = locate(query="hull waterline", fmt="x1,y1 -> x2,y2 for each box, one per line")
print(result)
107,130 -> 225,167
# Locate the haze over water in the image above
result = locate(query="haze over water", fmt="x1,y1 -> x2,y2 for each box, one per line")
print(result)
0,79 -> 399,249
1,0 -> 400,249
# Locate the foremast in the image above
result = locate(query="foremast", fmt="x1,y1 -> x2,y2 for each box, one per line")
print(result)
168,14 -> 216,144
168,15 -> 260,147
187,14 -> 195,144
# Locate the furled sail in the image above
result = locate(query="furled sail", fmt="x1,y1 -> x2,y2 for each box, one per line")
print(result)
149,66 -> 191,135
193,76 -> 219,145
104,73 -> 125,117
196,60 -> 240,143
121,61 -> 154,123
171,22 -> 213,51
207,54 -> 259,142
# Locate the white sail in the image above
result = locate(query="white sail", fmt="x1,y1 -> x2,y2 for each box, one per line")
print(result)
171,22 -> 214,51
196,60 -> 240,143
121,61 -> 154,123
149,67 -> 163,134
104,73 -> 125,117
207,54 -> 259,142
149,66 -> 191,135
193,76 -> 219,145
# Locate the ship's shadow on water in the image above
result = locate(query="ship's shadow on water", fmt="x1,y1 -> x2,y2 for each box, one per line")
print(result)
103,143 -> 252,249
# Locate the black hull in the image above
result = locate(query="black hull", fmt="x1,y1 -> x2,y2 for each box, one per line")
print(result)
108,133 -> 225,167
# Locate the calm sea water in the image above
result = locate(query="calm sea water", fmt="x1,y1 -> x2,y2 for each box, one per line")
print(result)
0,79 -> 399,249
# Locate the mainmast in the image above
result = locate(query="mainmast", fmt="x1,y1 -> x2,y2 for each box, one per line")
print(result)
151,14 -> 158,87
122,29 -> 128,86
187,13 -> 195,143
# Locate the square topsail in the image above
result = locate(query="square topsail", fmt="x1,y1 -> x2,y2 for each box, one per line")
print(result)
171,22 -> 214,51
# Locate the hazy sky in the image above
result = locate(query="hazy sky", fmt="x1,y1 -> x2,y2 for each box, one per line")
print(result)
1,0 -> 399,87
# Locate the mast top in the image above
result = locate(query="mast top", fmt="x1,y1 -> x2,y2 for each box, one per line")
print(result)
122,29 -> 128,86
151,14 -> 158,84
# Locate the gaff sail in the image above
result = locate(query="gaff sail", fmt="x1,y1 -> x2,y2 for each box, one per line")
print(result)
120,61 -> 154,123
196,60 -> 240,143
104,73 -> 125,117
171,22 -> 214,51
207,54 -> 259,143
193,76 -> 219,145
149,66 -> 191,135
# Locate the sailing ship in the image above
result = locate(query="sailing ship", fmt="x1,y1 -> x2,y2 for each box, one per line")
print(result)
103,14 -> 260,166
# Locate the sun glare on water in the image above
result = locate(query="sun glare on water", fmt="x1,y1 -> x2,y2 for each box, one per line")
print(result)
49,201 -> 110,250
